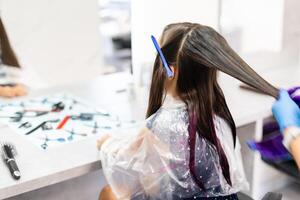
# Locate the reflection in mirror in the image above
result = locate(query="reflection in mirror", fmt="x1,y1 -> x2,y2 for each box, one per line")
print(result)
0,0 -> 116,87
98,0 -> 131,74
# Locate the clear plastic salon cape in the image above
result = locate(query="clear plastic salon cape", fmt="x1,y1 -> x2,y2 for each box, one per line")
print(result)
100,95 -> 248,199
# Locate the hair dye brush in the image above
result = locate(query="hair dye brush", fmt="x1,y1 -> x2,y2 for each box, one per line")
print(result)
1,143 -> 21,180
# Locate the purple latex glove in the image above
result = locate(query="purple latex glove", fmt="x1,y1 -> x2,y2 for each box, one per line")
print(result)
272,90 -> 300,132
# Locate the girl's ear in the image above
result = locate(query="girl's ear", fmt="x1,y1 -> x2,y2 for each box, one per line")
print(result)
169,66 -> 176,79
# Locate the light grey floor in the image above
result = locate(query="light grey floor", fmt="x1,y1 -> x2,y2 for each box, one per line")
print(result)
5,170 -> 107,200
275,182 -> 300,200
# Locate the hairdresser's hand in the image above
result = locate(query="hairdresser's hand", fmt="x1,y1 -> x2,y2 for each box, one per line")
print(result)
272,90 -> 300,132
97,133 -> 111,150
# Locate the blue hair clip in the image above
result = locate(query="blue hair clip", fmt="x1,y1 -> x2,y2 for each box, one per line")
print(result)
151,35 -> 174,78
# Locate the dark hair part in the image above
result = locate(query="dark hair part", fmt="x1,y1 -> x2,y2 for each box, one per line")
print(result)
146,22 -> 278,189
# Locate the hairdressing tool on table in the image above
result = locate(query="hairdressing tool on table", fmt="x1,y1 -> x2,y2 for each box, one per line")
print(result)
51,101 -> 65,112
9,102 -> 63,122
0,111 -> 44,122
65,129 -> 88,141
55,109 -> 111,130
39,97 -> 76,111
151,35 -> 174,78
84,121 -> 112,134
56,115 -> 71,129
1,143 -> 21,180
41,123 -> 53,130
0,102 -> 64,122
25,119 -> 59,135
10,112 -> 24,122
23,101 -> 65,113
18,121 -> 32,128
70,111 -> 110,121
0,112 -> 24,122
40,135 -> 66,150
8,111 -> 48,122
92,122 -> 98,134
71,113 -> 94,121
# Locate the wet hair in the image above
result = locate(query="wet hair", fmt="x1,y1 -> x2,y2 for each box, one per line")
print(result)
146,22 -> 278,189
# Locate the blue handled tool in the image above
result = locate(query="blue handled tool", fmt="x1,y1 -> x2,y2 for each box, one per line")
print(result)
151,35 -> 174,78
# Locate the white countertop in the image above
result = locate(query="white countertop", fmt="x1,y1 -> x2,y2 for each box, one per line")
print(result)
1,66 -> 300,199
0,73 -> 145,199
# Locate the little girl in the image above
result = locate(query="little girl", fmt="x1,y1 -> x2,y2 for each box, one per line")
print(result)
98,22 -> 248,200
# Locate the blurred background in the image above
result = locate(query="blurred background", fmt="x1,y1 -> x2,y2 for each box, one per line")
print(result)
1,0 -> 300,200
2,0 -> 300,87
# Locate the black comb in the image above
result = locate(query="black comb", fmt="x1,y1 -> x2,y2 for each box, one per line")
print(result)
1,143 -> 21,180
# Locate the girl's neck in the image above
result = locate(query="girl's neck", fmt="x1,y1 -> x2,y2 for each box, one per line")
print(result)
166,80 -> 179,99
165,66 -> 180,100
166,91 -> 180,101
163,93 -> 185,108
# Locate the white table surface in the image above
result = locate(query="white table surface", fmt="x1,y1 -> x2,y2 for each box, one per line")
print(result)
1,66 -> 299,199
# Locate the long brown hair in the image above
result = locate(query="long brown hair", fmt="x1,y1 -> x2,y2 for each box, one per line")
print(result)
146,22 -> 278,189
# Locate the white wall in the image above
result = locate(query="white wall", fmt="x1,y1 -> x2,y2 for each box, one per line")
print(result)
131,0 -> 219,85
282,0 -> 300,54
0,0 -> 104,87
220,0 -> 284,53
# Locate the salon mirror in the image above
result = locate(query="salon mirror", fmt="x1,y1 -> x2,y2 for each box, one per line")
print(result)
0,0 -> 131,87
